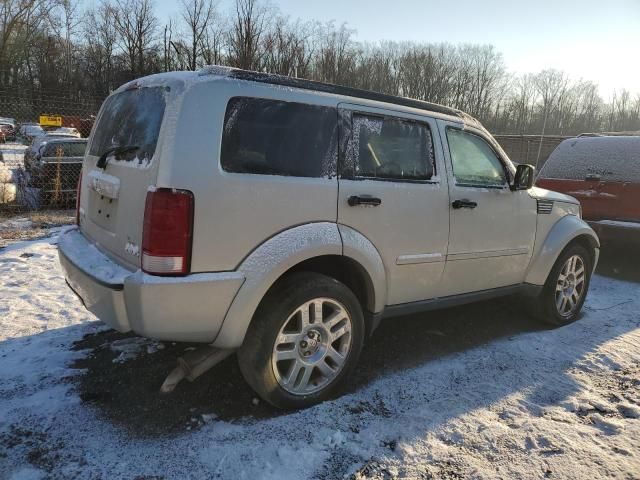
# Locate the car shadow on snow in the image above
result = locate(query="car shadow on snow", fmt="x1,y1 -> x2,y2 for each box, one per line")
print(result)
595,242 -> 640,283
70,298 -> 547,438
69,245 -> 639,439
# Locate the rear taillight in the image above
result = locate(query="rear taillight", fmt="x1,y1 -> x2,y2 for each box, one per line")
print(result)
142,188 -> 194,276
76,170 -> 82,225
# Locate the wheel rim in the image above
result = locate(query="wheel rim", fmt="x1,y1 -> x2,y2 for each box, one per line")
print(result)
555,254 -> 586,317
271,297 -> 353,396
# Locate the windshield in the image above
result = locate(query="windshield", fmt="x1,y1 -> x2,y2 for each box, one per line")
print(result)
89,87 -> 166,162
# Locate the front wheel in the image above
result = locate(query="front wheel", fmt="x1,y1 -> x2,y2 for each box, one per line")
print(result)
237,272 -> 365,409
534,243 -> 593,326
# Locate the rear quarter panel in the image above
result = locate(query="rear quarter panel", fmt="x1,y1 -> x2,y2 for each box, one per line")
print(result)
164,79 -> 340,273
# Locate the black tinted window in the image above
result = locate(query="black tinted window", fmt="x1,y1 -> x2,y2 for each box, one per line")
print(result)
89,87 -> 166,162
43,142 -> 87,157
347,114 -> 434,181
221,97 -> 337,177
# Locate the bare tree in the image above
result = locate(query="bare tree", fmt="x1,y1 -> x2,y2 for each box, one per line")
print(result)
84,1 -> 118,95
3,0 -> 640,137
112,0 -> 158,77
227,0 -> 266,70
180,0 -> 215,70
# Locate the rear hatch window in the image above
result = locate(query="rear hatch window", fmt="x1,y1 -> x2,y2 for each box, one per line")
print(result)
81,86 -> 167,268
89,87 -> 166,164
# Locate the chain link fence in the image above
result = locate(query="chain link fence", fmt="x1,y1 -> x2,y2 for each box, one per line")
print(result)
493,134 -> 569,170
0,90 -> 101,214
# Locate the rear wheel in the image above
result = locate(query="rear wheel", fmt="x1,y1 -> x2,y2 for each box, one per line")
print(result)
237,272 -> 365,409
534,243 -> 593,326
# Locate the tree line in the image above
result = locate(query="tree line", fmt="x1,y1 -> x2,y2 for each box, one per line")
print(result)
1,0 -> 639,135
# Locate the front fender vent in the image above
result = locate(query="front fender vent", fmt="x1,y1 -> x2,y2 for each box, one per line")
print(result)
537,200 -> 554,214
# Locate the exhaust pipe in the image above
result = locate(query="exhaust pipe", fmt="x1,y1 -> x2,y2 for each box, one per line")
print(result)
160,346 -> 234,394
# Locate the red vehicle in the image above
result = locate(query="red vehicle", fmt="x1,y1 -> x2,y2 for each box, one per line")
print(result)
536,135 -> 640,244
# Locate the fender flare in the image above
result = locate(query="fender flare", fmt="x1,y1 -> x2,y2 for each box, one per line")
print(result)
338,224 -> 387,312
524,215 -> 600,286
212,222 -> 387,349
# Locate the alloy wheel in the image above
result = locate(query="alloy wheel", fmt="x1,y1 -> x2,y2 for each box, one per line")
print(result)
271,297 -> 352,395
555,254 -> 586,317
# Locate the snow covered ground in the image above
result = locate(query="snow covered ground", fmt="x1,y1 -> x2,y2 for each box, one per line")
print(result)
1,228 -> 639,479
0,142 -> 27,170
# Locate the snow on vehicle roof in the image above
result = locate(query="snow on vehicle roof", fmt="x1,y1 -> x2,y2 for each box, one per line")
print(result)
538,136 -> 640,182
112,66 -> 480,127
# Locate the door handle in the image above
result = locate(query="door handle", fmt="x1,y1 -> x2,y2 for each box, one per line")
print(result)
452,199 -> 477,209
348,195 -> 382,207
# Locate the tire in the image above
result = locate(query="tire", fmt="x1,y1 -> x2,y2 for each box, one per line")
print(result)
533,243 -> 593,326
237,272 -> 365,409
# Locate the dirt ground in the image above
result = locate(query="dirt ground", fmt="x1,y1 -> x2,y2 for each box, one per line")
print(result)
0,210 -> 74,247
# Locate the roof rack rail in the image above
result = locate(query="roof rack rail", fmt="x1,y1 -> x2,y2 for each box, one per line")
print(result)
199,65 -> 464,119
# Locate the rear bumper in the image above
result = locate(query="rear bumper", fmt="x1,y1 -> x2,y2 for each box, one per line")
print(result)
58,228 -> 245,342
588,220 -> 640,244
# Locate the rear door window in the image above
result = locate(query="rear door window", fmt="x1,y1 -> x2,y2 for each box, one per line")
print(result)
221,97 -> 337,178
345,114 -> 434,181
89,87 -> 166,162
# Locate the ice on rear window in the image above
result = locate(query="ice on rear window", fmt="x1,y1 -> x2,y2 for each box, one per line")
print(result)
89,87 -> 166,164
538,136 -> 640,182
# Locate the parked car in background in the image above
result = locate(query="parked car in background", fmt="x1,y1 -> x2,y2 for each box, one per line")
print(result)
40,131 -> 79,140
25,137 -> 87,205
0,117 -> 16,127
58,67 -> 599,409
0,122 -> 16,142
49,127 -> 81,138
24,135 -> 68,166
19,123 -> 45,143
536,135 -> 640,244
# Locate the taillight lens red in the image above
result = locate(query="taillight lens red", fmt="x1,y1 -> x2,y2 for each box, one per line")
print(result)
76,170 -> 82,225
142,188 -> 194,276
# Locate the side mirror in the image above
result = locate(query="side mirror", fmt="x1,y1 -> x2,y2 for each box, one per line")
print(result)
512,164 -> 535,191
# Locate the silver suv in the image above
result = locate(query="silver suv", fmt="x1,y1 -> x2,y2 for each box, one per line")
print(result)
58,67 -> 599,409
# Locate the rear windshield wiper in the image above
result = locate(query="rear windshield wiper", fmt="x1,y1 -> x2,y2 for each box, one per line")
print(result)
96,145 -> 139,169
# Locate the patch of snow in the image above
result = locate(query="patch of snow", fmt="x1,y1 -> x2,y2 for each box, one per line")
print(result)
0,143 -> 28,169
87,170 -> 120,199
0,217 -> 33,231
57,228 -> 132,284
107,155 -> 153,170
124,241 -> 140,258
109,337 -> 164,363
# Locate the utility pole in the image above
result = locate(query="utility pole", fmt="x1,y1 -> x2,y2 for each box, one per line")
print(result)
535,106 -> 548,169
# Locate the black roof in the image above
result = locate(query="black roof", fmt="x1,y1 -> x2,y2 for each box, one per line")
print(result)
213,67 -> 464,120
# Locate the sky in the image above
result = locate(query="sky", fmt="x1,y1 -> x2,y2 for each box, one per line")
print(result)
149,0 -> 640,98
